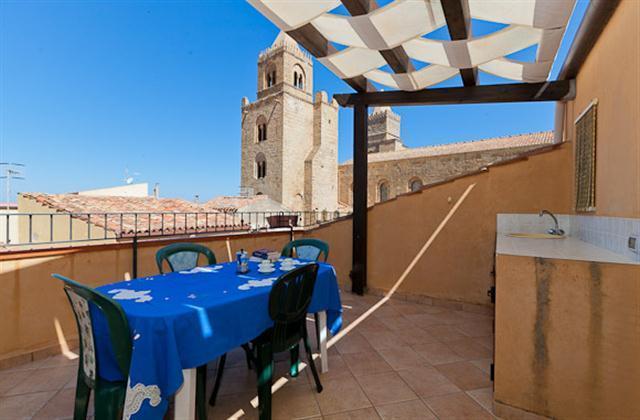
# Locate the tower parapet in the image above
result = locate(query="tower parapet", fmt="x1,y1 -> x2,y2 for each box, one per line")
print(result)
368,106 -> 404,153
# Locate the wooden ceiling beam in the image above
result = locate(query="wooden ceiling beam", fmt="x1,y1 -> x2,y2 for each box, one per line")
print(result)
441,0 -> 477,86
334,80 -> 576,107
341,0 -> 415,74
287,23 -> 373,92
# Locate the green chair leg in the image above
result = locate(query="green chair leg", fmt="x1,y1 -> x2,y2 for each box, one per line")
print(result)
313,313 -> 321,351
73,373 -> 91,420
302,326 -> 323,393
289,345 -> 300,377
196,365 -> 208,420
256,342 -> 274,420
241,343 -> 254,370
93,382 -> 126,420
208,354 -> 227,406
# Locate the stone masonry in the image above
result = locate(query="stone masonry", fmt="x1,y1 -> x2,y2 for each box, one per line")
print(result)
338,131 -> 554,207
241,33 -> 554,212
241,32 -> 339,212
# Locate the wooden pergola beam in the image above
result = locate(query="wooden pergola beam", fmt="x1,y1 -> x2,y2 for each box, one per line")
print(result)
288,23 -> 373,93
335,80 -> 576,107
441,0 -> 477,86
341,0 -> 415,74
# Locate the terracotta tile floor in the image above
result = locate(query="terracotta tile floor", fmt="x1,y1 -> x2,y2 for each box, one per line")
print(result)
0,292 -> 496,419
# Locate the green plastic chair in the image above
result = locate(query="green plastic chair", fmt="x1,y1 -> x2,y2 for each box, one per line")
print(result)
156,243 -> 254,412
280,238 -> 329,263
156,242 -> 215,418
155,242 -> 217,274
52,274 -> 132,420
281,238 -> 329,350
209,264 -> 323,419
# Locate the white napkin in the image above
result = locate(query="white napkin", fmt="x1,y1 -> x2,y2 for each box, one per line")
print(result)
238,278 -> 277,291
179,266 -> 221,274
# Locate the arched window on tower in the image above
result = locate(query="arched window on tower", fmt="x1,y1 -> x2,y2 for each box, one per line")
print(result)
256,116 -> 267,142
409,177 -> 423,192
255,153 -> 267,179
378,180 -> 390,202
292,65 -> 305,90
266,66 -> 277,88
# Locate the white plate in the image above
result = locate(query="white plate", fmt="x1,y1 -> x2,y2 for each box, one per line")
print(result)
279,265 -> 295,272
258,268 -> 276,274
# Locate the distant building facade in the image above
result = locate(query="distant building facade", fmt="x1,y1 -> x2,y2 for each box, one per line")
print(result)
74,182 -> 150,198
239,34 -> 556,211
240,33 -> 339,213
339,130 -> 554,207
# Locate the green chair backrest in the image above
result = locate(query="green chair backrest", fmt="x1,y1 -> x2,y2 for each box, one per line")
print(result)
52,274 -> 131,387
268,263 -> 319,352
155,242 -> 217,274
281,239 -> 329,262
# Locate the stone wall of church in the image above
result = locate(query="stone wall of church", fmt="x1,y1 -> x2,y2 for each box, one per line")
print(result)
281,92 -> 314,210
304,92 -> 339,212
241,93 -> 285,202
338,145 -> 547,206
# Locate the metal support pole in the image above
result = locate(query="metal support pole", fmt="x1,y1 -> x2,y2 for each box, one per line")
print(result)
350,103 -> 368,295
132,236 -> 138,279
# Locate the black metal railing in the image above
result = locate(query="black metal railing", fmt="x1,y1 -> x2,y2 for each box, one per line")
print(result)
0,210 -> 350,249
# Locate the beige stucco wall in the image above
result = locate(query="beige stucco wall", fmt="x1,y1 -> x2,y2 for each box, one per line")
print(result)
563,0 -> 640,218
0,231 -> 293,364
312,144 -> 573,304
494,254 -> 640,418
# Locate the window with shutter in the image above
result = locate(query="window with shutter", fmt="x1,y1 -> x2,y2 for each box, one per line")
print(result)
574,102 -> 597,212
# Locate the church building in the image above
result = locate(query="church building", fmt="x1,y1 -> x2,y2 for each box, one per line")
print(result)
240,32 -> 339,213
238,33 -> 554,213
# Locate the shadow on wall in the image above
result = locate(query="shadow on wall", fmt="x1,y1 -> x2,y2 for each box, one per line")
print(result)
307,143 -> 574,305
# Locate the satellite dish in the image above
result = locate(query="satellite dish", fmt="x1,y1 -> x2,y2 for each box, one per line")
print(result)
124,168 -> 140,185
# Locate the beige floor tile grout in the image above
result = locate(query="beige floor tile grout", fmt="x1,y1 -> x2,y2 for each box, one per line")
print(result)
0,297 -> 494,420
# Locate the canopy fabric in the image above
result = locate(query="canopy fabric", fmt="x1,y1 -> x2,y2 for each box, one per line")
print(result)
248,0 -> 575,91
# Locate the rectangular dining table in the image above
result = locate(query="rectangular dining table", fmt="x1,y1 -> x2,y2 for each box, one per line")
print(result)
91,259 -> 342,420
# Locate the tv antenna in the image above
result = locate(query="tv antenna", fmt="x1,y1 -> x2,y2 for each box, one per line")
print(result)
0,163 -> 26,208
124,168 -> 141,185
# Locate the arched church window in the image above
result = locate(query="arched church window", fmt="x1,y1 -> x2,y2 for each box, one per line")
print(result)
409,178 -> 423,192
266,66 -> 277,88
255,153 -> 267,179
378,180 -> 390,202
292,65 -> 305,89
256,117 -> 267,142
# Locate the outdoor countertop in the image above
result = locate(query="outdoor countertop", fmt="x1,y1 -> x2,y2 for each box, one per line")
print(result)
496,234 -> 640,266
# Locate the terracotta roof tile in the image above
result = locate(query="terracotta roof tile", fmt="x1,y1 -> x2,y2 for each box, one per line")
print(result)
205,195 -> 269,212
20,193 -> 245,236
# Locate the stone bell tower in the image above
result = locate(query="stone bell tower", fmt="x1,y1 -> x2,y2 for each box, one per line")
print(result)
368,106 -> 405,153
240,32 -> 338,212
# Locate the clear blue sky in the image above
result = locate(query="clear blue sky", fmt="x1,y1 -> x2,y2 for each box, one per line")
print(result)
0,1 -> 587,202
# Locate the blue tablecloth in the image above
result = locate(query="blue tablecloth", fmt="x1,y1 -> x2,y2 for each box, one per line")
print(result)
91,260 -> 342,420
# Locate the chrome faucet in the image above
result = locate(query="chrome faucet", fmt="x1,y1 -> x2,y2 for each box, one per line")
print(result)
539,210 -> 565,236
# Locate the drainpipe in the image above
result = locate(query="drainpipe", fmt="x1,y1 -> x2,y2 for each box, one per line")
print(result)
553,102 -> 566,144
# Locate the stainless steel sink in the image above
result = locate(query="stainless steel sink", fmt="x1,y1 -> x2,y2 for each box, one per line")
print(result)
508,233 -> 566,239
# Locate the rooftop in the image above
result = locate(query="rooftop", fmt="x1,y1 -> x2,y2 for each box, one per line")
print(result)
19,193 -> 238,236
206,195 -> 271,212
341,131 -> 554,164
